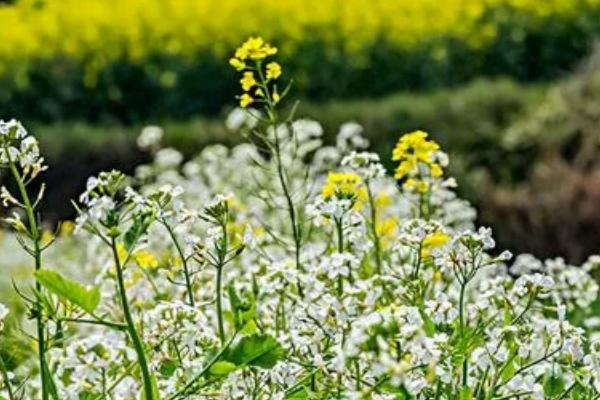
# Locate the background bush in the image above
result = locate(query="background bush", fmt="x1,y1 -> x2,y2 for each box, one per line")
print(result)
22,78 -> 542,222
0,0 -> 598,122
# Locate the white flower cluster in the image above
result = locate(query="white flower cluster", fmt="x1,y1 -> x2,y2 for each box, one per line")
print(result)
0,119 -> 46,177
3,115 -> 600,399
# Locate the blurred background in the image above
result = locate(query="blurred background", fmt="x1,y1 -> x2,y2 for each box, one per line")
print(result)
1,0 -> 600,263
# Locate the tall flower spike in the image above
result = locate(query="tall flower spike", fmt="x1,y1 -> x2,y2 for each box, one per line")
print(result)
230,37 -> 283,110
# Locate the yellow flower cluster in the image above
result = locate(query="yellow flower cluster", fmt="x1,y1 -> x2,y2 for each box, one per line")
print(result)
232,37 -> 277,63
230,37 -> 282,108
322,172 -> 366,204
392,130 -> 444,193
0,0 -> 595,84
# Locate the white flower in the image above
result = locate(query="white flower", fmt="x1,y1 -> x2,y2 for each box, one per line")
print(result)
137,125 -> 164,149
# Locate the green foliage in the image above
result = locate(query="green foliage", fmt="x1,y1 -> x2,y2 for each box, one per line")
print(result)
223,334 -> 285,369
34,269 -> 100,314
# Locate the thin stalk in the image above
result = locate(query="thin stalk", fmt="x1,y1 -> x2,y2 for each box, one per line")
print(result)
366,181 -> 382,275
162,221 -> 195,307
459,281 -> 468,389
110,237 -> 155,400
215,265 -> 225,344
215,220 -> 228,344
272,121 -> 302,271
256,63 -> 303,280
335,217 -> 344,297
7,159 -> 48,400
60,317 -> 127,331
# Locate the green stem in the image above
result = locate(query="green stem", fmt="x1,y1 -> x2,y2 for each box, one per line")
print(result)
257,63 -> 303,293
60,317 -> 127,331
366,182 -> 382,275
215,220 -> 228,345
272,119 -> 302,270
162,221 -> 195,307
110,237 -> 155,400
216,265 -> 225,344
335,217 -> 344,297
7,160 -> 48,400
459,281 -> 468,389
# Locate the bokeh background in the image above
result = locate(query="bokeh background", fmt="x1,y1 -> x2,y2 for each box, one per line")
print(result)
2,0 -> 600,262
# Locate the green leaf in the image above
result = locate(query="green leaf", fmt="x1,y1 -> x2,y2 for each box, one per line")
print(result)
227,285 -> 257,331
159,358 -> 179,378
225,334 -> 285,369
35,269 -> 101,314
459,387 -> 473,400
543,371 -> 566,397
209,361 -> 237,376
124,214 -> 153,252
285,386 -> 310,399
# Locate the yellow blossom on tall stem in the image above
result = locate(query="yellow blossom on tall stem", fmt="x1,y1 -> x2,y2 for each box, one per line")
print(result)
322,171 -> 366,206
230,37 -> 285,110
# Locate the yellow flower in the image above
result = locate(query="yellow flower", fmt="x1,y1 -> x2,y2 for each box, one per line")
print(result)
376,218 -> 397,237
59,220 -> 75,236
375,191 -> 392,209
229,58 -> 246,71
322,172 -> 366,204
240,93 -> 254,108
117,243 -> 128,265
416,180 -> 429,193
255,88 -> 264,97
235,37 -> 277,61
403,178 -> 417,191
394,159 -> 416,180
240,71 -> 256,91
421,231 -> 451,258
272,91 -> 280,104
423,231 -> 450,248
266,62 -> 282,79
41,230 -> 55,246
393,130 -> 445,190
133,250 -> 159,269
392,130 -> 438,162
430,163 -> 443,178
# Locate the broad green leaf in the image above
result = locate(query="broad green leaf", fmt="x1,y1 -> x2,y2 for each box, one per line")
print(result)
225,334 -> 285,369
35,269 -> 101,314
209,361 -> 237,376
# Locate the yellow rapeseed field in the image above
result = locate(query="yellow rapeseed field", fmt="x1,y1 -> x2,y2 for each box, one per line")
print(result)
0,0 -> 597,82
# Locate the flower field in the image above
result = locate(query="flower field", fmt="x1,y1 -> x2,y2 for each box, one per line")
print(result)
1,0 -> 600,121
1,37 -> 600,399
